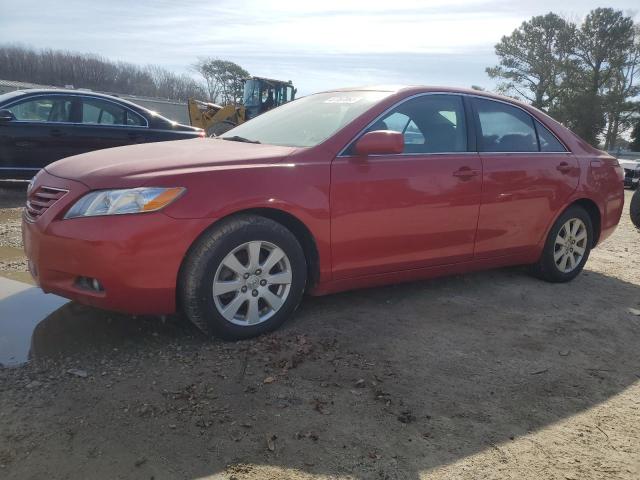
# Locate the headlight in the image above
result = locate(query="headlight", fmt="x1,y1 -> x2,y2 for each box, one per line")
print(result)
64,187 -> 185,219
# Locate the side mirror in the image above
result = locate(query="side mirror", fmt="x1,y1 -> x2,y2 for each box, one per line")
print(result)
354,130 -> 404,156
0,109 -> 15,122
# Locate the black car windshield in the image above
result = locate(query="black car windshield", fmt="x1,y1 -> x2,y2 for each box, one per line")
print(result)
220,91 -> 392,147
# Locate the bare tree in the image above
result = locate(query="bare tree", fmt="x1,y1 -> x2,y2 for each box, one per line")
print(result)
0,44 -> 206,101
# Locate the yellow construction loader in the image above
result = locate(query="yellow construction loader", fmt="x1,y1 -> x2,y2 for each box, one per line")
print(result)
188,76 -> 296,136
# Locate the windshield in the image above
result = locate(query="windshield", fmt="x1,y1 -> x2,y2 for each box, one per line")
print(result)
221,91 -> 391,147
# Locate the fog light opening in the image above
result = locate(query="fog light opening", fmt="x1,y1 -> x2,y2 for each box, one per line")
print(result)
75,276 -> 104,292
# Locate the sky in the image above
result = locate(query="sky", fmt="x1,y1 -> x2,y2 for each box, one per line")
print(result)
0,0 -> 638,96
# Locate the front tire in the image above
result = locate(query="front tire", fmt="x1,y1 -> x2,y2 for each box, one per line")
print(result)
179,215 -> 307,340
530,205 -> 593,283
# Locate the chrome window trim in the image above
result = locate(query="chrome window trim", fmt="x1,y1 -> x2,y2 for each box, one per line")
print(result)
346,152 -> 480,159
2,92 -> 150,128
337,91 -> 570,157
476,151 -> 571,155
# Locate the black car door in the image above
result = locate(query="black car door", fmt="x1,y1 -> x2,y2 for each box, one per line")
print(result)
70,96 -> 149,153
0,94 -> 80,176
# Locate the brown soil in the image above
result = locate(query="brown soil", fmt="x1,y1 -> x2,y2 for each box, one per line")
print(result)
0,186 -> 638,479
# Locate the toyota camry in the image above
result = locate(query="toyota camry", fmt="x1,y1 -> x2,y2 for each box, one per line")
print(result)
22,86 -> 625,340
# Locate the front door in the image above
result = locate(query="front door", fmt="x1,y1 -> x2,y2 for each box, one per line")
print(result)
330,94 -> 482,279
0,94 -> 79,176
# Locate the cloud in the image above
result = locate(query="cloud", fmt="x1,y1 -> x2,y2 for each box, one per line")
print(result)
0,0 -> 638,93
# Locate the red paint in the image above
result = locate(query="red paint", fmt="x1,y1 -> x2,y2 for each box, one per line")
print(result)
22,86 -> 624,315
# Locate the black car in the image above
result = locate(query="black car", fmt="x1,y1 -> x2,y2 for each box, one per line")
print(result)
0,89 -> 203,179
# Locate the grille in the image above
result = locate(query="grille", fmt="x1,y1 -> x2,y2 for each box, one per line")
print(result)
25,186 -> 68,221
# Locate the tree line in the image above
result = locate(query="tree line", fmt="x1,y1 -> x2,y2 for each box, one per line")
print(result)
487,8 -> 640,149
0,45 -> 207,101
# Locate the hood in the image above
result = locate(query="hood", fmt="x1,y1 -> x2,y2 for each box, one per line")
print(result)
45,138 -> 297,188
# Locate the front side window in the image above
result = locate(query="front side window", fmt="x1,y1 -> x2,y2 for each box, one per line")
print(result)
222,90 -> 392,147
7,96 -> 73,123
474,98 -> 538,152
362,94 -> 467,153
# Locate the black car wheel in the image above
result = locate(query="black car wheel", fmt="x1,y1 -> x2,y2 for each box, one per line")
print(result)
179,215 -> 307,340
530,205 -> 593,283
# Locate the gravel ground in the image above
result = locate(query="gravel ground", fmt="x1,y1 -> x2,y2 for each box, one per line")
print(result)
0,186 -> 639,479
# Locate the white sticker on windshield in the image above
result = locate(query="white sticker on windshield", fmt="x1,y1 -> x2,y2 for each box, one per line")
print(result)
323,96 -> 363,104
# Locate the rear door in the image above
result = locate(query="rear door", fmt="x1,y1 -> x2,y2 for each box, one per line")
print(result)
71,96 -> 149,153
471,97 -> 579,258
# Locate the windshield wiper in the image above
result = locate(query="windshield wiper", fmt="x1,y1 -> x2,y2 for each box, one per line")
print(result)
221,135 -> 261,144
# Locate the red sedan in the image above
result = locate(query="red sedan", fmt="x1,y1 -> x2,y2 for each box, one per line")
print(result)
22,86 -> 624,339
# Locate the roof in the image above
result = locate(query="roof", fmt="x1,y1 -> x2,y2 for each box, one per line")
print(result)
0,79 -> 186,105
316,84 -> 535,111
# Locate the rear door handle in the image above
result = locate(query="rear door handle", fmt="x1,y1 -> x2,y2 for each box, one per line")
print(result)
50,128 -> 65,137
556,161 -> 572,174
128,132 -> 144,142
453,167 -> 479,180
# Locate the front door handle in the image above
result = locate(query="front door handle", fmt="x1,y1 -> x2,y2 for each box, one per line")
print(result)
556,161 -> 572,174
453,166 -> 479,180
50,128 -> 65,137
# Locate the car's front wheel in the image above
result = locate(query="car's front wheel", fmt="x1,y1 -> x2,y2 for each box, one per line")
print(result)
530,205 -> 593,283
179,215 -> 307,340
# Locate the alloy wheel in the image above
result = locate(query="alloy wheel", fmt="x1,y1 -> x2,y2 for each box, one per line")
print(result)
553,218 -> 587,273
212,241 -> 292,326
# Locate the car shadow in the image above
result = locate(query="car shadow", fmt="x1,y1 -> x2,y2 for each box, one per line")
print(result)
14,266 -> 640,478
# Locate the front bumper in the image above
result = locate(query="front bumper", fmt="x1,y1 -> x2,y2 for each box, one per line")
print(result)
22,172 -> 212,315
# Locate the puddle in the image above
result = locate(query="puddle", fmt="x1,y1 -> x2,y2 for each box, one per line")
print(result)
0,277 -> 197,367
0,277 -> 68,366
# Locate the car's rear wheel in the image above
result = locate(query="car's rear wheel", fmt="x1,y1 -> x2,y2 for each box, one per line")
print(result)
630,189 -> 640,229
179,215 -> 307,340
530,205 -> 593,283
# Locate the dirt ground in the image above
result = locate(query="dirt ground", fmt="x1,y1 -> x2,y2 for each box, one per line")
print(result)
0,182 -> 639,479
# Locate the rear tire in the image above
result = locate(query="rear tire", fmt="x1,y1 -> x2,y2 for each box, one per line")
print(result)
530,205 -> 593,283
179,215 -> 307,340
630,189 -> 640,229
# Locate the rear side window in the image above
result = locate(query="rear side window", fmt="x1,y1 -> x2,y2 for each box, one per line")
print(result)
474,98 -> 538,152
362,94 -> 467,154
7,96 -> 74,123
82,98 -> 145,126
535,120 -> 566,152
